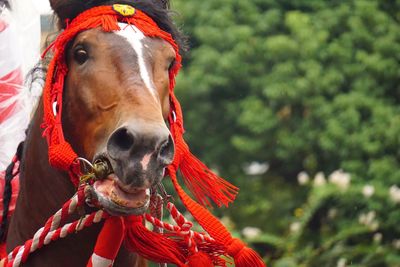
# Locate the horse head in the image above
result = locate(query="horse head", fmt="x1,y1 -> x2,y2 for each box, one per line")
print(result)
50,0 -> 183,216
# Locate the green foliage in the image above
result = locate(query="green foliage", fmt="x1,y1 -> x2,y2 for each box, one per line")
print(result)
174,1 -> 400,177
171,0 -> 400,265
272,179 -> 400,267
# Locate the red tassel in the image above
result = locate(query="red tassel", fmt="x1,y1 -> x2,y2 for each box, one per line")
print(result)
101,16 -> 119,31
187,252 -> 214,267
168,93 -> 238,207
168,171 -> 266,267
179,143 -> 238,207
123,216 -> 186,267
227,238 -> 265,267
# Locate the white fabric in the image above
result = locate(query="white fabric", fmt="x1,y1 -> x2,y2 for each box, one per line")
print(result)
0,1 -> 42,171
91,253 -> 113,267
0,8 -> 20,78
8,0 -> 41,75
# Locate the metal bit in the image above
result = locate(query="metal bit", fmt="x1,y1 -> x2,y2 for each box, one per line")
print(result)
93,159 -> 112,179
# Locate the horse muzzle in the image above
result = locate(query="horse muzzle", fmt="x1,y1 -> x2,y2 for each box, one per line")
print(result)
90,123 -> 174,215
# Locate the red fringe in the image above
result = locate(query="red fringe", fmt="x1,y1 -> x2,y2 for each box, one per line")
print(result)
168,171 -> 266,267
232,244 -> 266,267
193,243 -> 227,267
179,143 -> 238,207
123,216 -> 186,267
101,16 -> 119,31
187,252 -> 214,267
168,92 -> 238,207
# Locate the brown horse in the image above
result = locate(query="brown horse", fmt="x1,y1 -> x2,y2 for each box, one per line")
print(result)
5,0 -> 186,266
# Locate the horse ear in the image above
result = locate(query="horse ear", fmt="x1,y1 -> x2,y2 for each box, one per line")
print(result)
49,0 -> 86,28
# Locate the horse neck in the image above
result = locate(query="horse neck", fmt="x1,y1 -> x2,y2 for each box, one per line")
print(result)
7,99 -> 76,248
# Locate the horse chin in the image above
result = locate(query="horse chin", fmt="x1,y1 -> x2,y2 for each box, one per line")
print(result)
92,174 -> 151,216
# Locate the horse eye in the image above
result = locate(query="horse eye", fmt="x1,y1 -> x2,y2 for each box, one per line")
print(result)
168,60 -> 175,70
74,47 -> 88,65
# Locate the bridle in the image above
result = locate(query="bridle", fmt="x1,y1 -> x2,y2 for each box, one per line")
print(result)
40,4 -> 183,188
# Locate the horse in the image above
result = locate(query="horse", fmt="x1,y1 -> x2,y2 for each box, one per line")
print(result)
4,0 -> 185,266
1,0 -> 267,266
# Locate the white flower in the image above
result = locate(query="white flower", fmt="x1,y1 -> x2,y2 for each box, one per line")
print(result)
358,213 -> 367,225
297,171 -> 309,185
329,170 -> 351,190
389,185 -> 400,204
359,211 -> 374,225
392,239 -> 400,249
358,211 -> 379,230
244,161 -> 269,175
373,232 -> 382,243
366,213 -> 376,224
369,221 -> 379,231
242,227 -> 262,239
362,184 -> 375,198
337,258 -> 346,267
313,172 -> 326,187
290,222 -> 301,233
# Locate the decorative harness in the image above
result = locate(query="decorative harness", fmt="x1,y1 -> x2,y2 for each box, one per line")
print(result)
2,4 -> 266,267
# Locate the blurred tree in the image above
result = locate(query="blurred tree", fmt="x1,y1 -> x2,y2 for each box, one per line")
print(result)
174,0 -> 400,178
171,0 -> 399,264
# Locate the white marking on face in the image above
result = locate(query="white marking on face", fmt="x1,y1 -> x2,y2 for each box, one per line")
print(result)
115,23 -> 158,101
140,153 -> 152,171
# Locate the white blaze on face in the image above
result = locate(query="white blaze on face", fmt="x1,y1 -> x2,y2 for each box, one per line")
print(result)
115,23 -> 158,101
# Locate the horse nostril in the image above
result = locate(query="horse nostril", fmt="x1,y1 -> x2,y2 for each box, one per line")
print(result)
107,127 -> 134,159
158,135 -> 175,165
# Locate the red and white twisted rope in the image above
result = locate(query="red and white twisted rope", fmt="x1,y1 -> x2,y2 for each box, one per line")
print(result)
3,190 -> 219,267
149,194 -> 167,267
4,188 -> 107,267
144,201 -> 215,251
